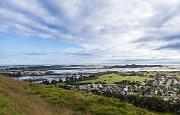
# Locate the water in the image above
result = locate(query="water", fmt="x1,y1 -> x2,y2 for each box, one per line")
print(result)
17,67 -> 180,82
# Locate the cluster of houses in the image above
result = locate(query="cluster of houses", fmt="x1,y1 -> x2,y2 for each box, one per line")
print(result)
65,75 -> 180,102
150,75 -> 180,101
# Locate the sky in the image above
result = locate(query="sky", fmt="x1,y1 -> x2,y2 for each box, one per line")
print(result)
0,0 -> 180,65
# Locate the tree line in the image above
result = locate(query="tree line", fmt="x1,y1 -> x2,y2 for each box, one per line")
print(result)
93,91 -> 180,113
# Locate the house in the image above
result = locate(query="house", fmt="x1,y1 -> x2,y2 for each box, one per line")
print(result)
163,95 -> 170,101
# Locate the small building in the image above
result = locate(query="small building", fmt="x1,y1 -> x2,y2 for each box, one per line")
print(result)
163,96 -> 170,101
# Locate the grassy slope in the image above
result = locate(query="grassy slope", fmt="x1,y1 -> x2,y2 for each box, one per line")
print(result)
0,75 -> 60,115
0,75 -> 172,115
79,73 -> 154,84
0,96 -> 18,115
32,86 -> 158,115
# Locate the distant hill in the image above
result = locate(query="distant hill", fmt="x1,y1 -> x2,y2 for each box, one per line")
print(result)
0,75 -> 171,115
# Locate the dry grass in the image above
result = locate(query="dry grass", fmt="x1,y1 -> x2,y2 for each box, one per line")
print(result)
0,75 -> 69,115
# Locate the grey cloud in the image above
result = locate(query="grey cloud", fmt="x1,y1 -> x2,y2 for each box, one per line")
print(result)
23,52 -> 49,56
67,52 -> 95,56
156,42 -> 180,50
107,58 -> 179,64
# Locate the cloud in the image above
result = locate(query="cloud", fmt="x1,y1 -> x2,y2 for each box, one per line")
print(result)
0,0 -> 180,64
157,42 -> 180,50
23,52 -> 48,56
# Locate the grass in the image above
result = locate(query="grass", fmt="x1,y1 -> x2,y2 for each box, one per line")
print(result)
0,96 -> 18,115
0,75 -> 175,115
32,85 -> 157,115
79,73 -> 154,84
0,75 -> 56,115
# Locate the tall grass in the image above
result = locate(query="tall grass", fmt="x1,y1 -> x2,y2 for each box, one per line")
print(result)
0,76 -> 55,115
0,95 -> 19,115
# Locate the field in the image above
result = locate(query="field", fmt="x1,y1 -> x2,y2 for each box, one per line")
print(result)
79,73 -> 154,84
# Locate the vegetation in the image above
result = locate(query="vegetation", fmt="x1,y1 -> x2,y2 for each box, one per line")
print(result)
0,75 -> 59,115
32,85 -> 158,115
79,73 -> 154,84
96,91 -> 179,114
0,75 -> 159,115
0,96 -> 18,115
142,71 -> 180,78
1,75 -> 178,115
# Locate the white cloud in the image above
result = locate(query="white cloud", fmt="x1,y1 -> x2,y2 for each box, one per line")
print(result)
5,0 -> 60,24
1,0 -> 180,64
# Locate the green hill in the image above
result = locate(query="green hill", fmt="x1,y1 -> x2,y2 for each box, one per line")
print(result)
0,75 -> 170,115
